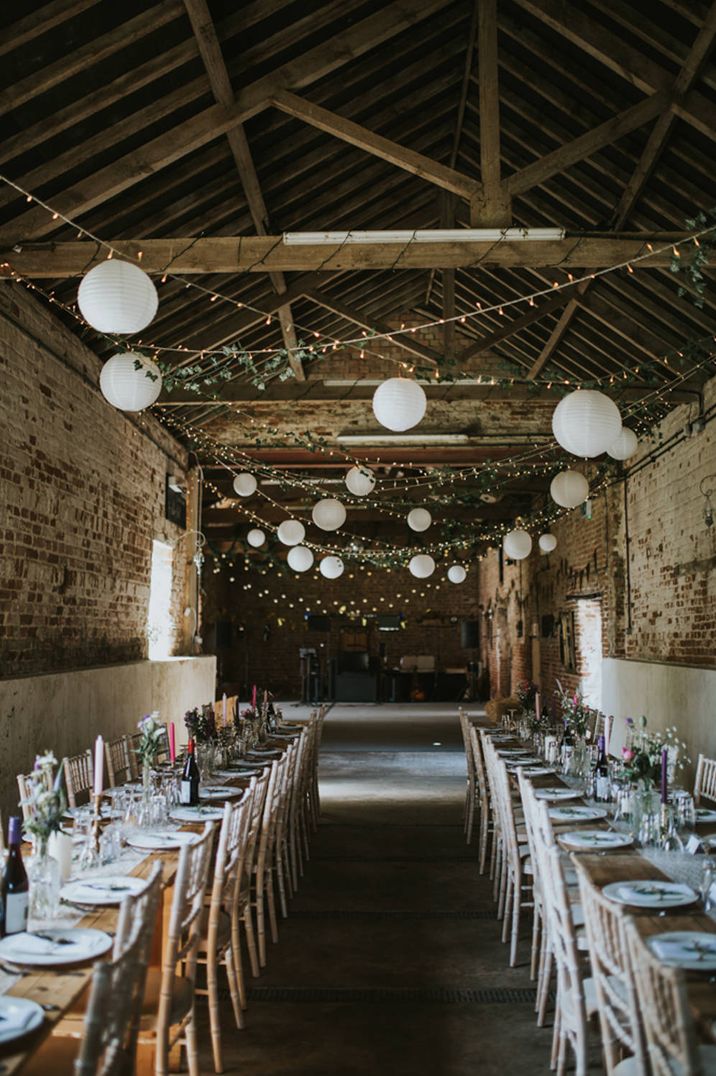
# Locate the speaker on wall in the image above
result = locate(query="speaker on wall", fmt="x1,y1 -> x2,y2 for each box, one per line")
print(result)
460,619 -> 479,649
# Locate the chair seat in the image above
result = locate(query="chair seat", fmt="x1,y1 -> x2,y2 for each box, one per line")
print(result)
137,968 -> 193,1030
197,906 -> 231,955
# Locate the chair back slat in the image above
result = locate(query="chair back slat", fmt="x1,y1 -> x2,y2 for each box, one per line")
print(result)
694,753 -> 716,806
105,736 -> 133,788
63,750 -> 94,809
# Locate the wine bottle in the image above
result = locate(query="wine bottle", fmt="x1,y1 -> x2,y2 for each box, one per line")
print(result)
592,734 -> 610,802
560,720 -> 574,773
1,817 -> 29,937
180,739 -> 200,806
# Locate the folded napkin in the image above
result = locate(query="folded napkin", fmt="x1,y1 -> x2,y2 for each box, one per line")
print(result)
619,883 -> 690,904
650,934 -> 716,960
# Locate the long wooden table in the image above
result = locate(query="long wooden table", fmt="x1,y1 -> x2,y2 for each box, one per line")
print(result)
488,730 -> 716,1048
0,749 -> 283,1074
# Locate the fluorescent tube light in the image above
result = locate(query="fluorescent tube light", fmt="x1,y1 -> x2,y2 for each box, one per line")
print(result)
283,228 -> 565,245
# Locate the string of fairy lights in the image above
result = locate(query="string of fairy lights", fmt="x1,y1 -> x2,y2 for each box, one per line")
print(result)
2,173 -> 715,578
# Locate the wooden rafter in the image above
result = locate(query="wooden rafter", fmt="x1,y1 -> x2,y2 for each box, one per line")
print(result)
525,1 -> 716,380
305,290 -> 441,366
182,0 -> 304,380
0,0 -> 447,243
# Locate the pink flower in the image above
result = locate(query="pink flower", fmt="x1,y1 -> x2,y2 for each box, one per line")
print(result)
622,748 -> 634,762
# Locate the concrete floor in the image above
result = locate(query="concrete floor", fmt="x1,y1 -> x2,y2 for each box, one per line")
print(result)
197,703 -> 554,1075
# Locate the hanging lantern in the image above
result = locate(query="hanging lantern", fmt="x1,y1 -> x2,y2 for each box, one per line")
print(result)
607,427 -> 639,461
407,508 -> 431,532
408,554 -> 435,578
232,473 -> 257,497
312,498 -> 346,531
503,529 -> 532,560
447,564 -> 467,584
277,519 -> 305,546
538,533 -> 557,554
550,469 -> 589,508
319,555 -> 344,579
287,545 -> 314,572
99,353 -> 162,411
345,466 -> 376,496
247,528 -> 265,548
78,260 -> 158,334
372,378 -> 427,431
552,389 -> 622,458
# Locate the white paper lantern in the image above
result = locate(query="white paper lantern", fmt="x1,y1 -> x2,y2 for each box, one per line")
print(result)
607,427 -> 639,461
312,498 -> 346,531
372,378 -> 427,431
407,507 -> 431,532
277,519 -> 305,546
232,472 -> 257,497
345,465 -> 376,496
552,389 -> 622,458
408,554 -> 435,578
550,469 -> 590,508
99,353 -> 162,411
319,555 -> 344,579
447,564 -> 467,584
287,545 -> 314,572
78,260 -> 158,334
538,533 -> 557,554
503,529 -> 532,560
247,528 -> 265,548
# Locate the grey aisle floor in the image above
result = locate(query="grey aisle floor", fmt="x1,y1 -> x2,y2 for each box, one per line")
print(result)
198,703 -> 553,1075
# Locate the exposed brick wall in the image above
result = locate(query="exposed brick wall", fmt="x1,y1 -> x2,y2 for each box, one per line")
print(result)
0,287 -> 191,677
477,374 -> 716,716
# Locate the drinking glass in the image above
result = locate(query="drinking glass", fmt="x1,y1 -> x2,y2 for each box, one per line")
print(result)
700,857 -> 715,911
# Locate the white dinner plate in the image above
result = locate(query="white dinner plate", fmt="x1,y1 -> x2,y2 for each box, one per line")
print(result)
170,804 -> 225,822
213,768 -> 260,780
559,830 -> 633,851
0,927 -> 112,968
126,831 -> 199,852
695,808 -> 716,824
523,767 -> 555,777
0,997 -> 44,1043
548,805 -> 608,822
603,880 -> 698,909
63,804 -> 112,820
60,875 -> 150,906
199,785 -> 242,801
497,749 -> 531,757
505,757 -> 541,768
647,931 -> 716,970
534,787 -> 583,801
245,748 -> 281,757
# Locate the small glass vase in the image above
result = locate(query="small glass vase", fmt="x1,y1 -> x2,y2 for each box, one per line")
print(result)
29,836 -> 60,922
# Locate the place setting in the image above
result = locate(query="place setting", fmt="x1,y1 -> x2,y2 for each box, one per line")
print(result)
602,880 -> 699,910
0,927 -> 114,970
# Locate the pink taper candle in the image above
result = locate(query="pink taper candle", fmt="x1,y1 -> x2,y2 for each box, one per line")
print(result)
93,735 -> 104,797
168,721 -> 176,763
252,683 -> 257,710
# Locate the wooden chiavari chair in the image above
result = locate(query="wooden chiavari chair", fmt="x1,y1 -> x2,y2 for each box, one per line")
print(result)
306,705 -> 326,831
624,918 -> 716,1076
492,755 -> 533,966
25,863 -> 163,1075
252,758 -> 285,967
63,750 -> 94,809
479,731 -> 505,902
468,724 -> 492,875
196,788 -> 255,1073
572,858 -> 646,1076
274,738 -> 299,918
694,753 -> 716,806
458,708 -> 478,843
288,725 -> 311,889
239,768 -> 270,982
136,824 -> 215,1076
104,735 -> 133,788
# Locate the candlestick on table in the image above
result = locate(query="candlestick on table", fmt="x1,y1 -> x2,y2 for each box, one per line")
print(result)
660,747 -> 668,804
93,735 -> 104,797
535,692 -> 541,722
168,721 -> 176,764
252,684 -> 257,710
222,693 -> 227,725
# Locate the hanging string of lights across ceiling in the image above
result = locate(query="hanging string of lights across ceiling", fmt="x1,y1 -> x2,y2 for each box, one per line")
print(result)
3,173 -> 715,578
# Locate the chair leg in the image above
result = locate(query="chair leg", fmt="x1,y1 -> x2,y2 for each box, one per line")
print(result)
537,946 -> 553,1028
530,905 -> 541,981
276,853 -> 289,918
185,1010 -> 201,1076
256,883 -> 267,968
224,948 -> 244,1030
244,905 -> 261,977
231,923 -> 248,1011
207,954 -> 223,1073
509,882 -> 521,967
266,870 -> 279,945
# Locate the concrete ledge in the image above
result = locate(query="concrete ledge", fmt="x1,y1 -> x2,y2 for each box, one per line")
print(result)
0,655 -> 216,819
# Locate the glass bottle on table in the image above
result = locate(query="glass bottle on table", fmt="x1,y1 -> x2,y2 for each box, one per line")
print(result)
560,722 -> 574,776
180,739 -> 200,806
1,817 -> 29,937
591,735 -> 611,803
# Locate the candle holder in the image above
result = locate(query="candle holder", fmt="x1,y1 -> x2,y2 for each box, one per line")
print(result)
79,794 -> 103,870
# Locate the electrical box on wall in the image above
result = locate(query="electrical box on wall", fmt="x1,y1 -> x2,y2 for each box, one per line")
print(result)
165,475 -> 186,528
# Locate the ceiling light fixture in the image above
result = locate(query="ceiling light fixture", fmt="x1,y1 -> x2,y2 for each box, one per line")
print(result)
283,228 -> 565,245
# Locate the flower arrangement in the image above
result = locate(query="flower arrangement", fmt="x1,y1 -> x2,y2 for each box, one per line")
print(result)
621,715 -> 690,788
554,680 -> 592,739
185,703 -> 218,744
21,752 -> 66,843
135,711 -> 166,771
516,680 -> 538,714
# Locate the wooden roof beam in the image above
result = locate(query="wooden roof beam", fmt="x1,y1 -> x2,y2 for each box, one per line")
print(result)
305,289 -> 441,367
0,0 -> 447,243
270,90 -> 481,203
0,235 -> 687,275
473,0 -> 510,226
182,0 -> 304,380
